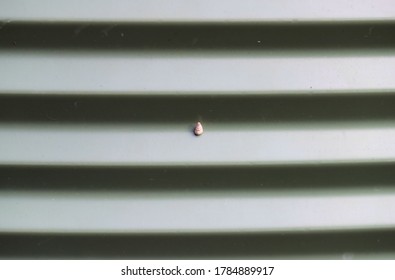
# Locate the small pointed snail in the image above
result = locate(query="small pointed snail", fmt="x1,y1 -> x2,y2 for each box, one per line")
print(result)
194,122 -> 203,136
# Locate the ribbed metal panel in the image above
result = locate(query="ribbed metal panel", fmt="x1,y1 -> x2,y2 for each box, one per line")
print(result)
1,0 -> 395,259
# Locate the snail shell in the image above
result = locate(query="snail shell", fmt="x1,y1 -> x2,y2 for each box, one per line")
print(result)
194,122 -> 203,136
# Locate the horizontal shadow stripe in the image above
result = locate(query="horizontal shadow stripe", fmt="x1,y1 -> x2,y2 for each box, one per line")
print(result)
1,23 -> 395,51
0,230 -> 394,259
2,163 -> 395,192
1,94 -> 395,124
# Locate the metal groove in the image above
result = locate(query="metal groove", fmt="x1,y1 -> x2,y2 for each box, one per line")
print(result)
1,94 -> 395,123
2,23 -> 395,50
1,230 -> 395,259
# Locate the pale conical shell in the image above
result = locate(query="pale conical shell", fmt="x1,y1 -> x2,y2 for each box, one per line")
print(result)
194,122 -> 203,136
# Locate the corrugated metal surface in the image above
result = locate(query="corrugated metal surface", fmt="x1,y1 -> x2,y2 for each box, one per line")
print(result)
1,0 -> 395,259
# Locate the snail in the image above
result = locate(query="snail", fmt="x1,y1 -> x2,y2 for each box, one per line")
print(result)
194,122 -> 203,136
